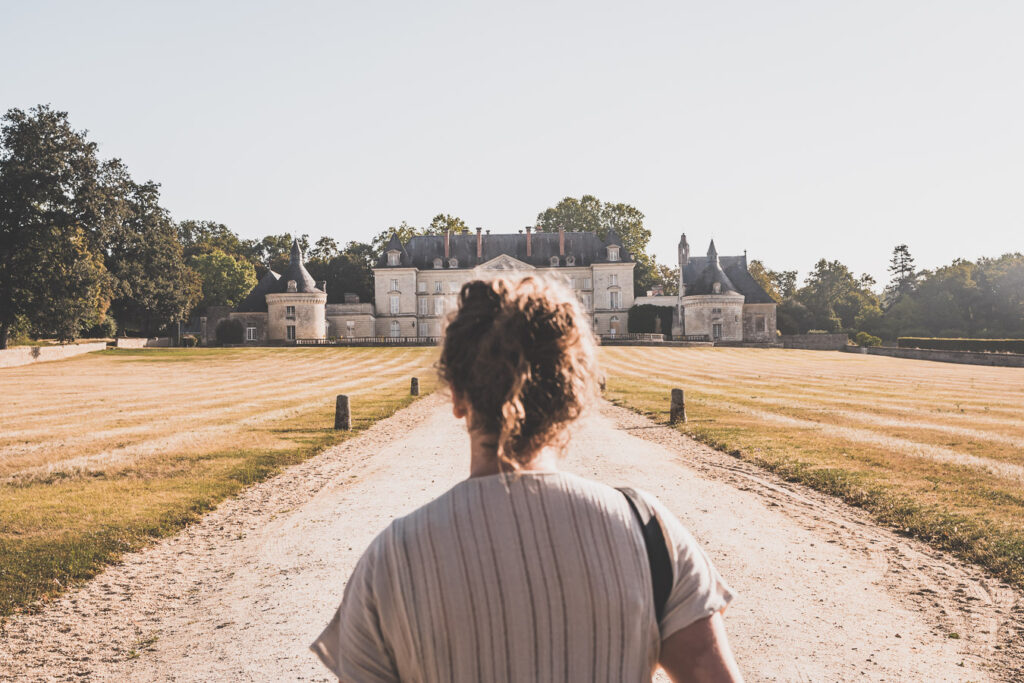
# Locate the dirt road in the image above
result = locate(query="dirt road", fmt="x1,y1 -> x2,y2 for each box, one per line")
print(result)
2,395 -> 1021,682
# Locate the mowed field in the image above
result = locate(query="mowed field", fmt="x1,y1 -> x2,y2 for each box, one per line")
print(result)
0,347 -> 438,614
601,347 -> 1024,589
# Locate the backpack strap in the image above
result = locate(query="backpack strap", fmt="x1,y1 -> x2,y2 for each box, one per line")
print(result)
618,487 -> 674,624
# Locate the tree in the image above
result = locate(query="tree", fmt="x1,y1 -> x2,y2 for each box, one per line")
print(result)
308,236 -> 341,262
178,220 -> 253,264
105,178 -> 201,335
653,264 -> 679,296
535,195 -> 655,296
247,233 -> 310,277
0,105 -> 112,348
427,213 -> 467,234
796,259 -> 879,333
885,244 -> 917,305
188,248 -> 257,311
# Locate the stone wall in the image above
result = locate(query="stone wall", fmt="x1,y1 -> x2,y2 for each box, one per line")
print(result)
843,345 -> 1024,368
114,337 -> 172,349
780,333 -> 850,350
0,341 -> 108,368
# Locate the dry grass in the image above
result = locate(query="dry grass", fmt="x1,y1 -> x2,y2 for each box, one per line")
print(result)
0,347 -> 439,615
600,347 -> 1024,589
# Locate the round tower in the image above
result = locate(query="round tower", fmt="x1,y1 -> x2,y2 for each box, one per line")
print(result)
265,240 -> 327,342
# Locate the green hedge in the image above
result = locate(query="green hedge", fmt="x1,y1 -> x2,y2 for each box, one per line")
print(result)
855,331 -> 882,347
897,337 -> 1024,354
215,319 -> 243,345
628,305 -> 673,338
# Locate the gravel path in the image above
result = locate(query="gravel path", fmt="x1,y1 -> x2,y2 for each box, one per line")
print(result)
1,395 -> 1021,682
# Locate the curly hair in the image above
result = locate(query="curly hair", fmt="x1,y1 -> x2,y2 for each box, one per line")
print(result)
438,275 -> 600,471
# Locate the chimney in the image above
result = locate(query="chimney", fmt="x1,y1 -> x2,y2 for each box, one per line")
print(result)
476,227 -> 483,259
444,230 -> 450,259
558,227 -> 565,256
525,226 -> 532,257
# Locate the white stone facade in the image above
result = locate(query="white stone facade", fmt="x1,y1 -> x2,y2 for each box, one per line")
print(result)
365,253 -> 634,339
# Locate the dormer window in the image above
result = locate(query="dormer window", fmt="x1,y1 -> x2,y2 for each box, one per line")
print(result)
713,282 -> 721,294
387,251 -> 400,266
448,258 -> 458,268
433,258 -> 443,269
565,255 -> 575,266
607,246 -> 620,261
550,256 -> 559,267
286,280 -> 297,292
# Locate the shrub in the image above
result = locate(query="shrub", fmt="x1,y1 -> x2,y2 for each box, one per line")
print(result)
215,319 -> 244,345
897,337 -> 1024,354
81,315 -> 116,339
855,331 -> 882,347
180,334 -> 199,348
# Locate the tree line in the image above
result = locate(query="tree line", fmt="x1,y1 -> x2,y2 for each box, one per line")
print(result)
0,106 -> 678,348
3,105 -> 1019,348
749,245 -> 1024,340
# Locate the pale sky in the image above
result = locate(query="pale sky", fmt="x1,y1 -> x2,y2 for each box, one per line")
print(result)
3,1 -> 1022,286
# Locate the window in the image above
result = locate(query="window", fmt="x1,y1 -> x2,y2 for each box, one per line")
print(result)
610,274 -> 618,286
550,256 -> 559,267
246,326 -> 257,341
712,307 -> 722,314
434,297 -> 445,315
434,281 -> 442,293
713,282 -> 721,294
712,323 -> 722,340
417,281 -> 426,292
433,258 -> 443,269
285,305 -> 296,319
390,295 -> 400,314
583,277 -> 592,289
387,252 -> 400,266
610,291 -> 621,309
581,292 -> 592,310
390,278 -> 399,291
389,320 -> 400,337
756,315 -> 766,332
418,297 -> 429,315
610,315 -> 620,336
566,255 -> 575,266
608,246 -> 619,261
286,325 -> 296,341
449,258 -> 458,268
286,280 -> 297,292
346,320 -> 355,337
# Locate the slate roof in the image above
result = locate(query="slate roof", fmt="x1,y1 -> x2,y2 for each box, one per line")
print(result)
682,242 -> 776,303
235,270 -> 281,312
275,240 -> 322,294
235,240 -> 323,312
376,230 -> 632,269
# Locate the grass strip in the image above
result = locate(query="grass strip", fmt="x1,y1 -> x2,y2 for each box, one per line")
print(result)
605,378 -> 1024,591
0,380 -> 434,616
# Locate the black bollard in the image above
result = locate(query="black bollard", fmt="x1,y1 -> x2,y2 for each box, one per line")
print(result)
670,388 -> 686,424
335,394 -> 351,430
411,377 -> 419,396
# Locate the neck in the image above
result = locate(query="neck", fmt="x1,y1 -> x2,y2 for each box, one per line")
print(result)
468,429 -> 560,478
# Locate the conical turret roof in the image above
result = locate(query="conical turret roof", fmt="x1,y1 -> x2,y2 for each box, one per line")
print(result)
272,240 -> 323,293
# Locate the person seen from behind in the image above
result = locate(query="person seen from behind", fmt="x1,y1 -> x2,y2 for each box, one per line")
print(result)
312,275 -> 743,682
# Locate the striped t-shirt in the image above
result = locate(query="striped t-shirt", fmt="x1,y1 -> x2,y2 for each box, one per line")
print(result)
311,471 -> 734,682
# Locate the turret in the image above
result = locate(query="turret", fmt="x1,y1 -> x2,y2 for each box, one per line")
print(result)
678,233 -> 689,296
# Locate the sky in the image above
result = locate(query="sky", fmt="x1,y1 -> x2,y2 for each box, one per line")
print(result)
2,0 -> 1022,286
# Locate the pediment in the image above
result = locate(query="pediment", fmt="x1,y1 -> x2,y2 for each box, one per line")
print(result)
477,254 -> 534,271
